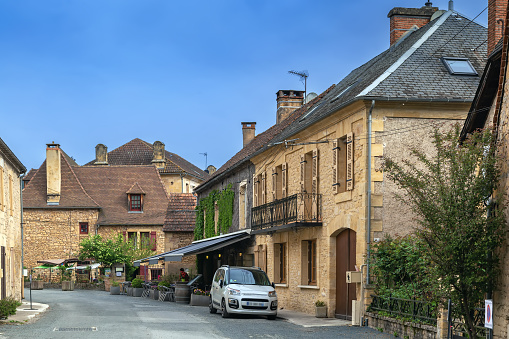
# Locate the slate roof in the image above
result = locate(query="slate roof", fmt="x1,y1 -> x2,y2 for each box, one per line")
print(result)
163,193 -> 197,232
84,138 -> 209,181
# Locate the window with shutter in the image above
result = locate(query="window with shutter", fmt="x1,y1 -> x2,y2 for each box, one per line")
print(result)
312,149 -> 318,194
282,163 -> 287,198
300,154 -> 306,193
272,167 -> 276,201
253,174 -> 258,207
261,172 -> 266,205
332,140 -> 339,194
150,231 -> 157,251
346,132 -> 354,191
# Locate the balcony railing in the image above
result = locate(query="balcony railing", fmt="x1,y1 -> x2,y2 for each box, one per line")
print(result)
251,193 -> 322,231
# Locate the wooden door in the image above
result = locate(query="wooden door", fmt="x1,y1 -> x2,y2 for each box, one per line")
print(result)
335,229 -> 356,319
1,246 -> 5,300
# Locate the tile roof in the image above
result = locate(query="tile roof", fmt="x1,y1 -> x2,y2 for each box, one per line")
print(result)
0,137 -> 26,174
163,193 -> 197,232
84,138 -> 210,181
126,182 -> 146,195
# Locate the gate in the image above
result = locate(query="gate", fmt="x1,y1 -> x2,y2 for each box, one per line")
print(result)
447,299 -> 489,339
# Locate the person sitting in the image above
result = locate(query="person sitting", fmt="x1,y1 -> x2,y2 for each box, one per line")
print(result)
179,268 -> 189,282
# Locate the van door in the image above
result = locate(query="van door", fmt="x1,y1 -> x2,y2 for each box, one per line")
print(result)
212,269 -> 224,307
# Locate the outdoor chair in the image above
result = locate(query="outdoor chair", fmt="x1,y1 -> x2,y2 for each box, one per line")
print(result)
158,285 -> 175,302
121,281 -> 131,295
141,283 -> 151,298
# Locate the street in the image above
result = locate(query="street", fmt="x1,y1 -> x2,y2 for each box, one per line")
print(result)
0,289 -> 393,339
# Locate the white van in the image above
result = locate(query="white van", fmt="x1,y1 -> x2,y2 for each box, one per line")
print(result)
209,266 -> 278,320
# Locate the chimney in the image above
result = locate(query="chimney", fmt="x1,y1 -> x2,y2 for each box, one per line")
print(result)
387,3 -> 438,45
206,165 -> 217,175
151,141 -> 166,169
276,90 -> 304,124
46,142 -> 61,205
94,144 -> 108,165
488,0 -> 508,56
241,122 -> 256,148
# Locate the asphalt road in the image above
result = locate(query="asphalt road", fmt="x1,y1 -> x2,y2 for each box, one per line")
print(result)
0,289 -> 393,339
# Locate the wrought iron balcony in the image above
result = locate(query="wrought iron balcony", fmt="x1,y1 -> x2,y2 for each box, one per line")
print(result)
251,193 -> 322,232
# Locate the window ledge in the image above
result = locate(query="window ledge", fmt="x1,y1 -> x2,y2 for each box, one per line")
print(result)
297,285 -> 319,290
274,283 -> 288,288
128,211 -> 143,214
335,190 -> 352,203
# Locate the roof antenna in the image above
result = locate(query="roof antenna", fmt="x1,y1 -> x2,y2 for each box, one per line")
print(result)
199,152 -> 208,168
288,70 -> 309,98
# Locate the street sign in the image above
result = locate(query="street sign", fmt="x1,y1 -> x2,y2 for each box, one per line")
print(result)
485,299 -> 493,329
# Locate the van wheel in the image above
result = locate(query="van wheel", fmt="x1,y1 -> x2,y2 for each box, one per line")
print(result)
209,296 -> 217,314
221,299 -> 230,318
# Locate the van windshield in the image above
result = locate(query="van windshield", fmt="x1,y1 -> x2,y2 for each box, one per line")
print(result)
228,269 -> 271,286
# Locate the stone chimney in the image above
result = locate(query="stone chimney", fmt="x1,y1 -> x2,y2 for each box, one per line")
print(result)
241,122 -> 256,148
94,144 -> 108,165
488,0 -> 508,56
387,3 -> 438,45
46,142 -> 61,205
276,90 -> 304,124
151,141 -> 166,169
206,165 -> 217,175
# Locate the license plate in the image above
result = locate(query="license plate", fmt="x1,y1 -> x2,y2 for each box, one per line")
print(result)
246,302 -> 264,306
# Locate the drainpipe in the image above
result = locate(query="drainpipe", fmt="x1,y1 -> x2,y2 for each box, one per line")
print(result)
20,173 -> 25,299
366,100 -> 375,286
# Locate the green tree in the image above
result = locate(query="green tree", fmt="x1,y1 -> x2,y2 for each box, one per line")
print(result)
382,126 -> 505,338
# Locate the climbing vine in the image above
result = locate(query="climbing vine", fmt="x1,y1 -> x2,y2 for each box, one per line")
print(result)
193,184 -> 235,240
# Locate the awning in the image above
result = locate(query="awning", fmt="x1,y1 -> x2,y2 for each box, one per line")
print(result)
67,263 -> 101,271
33,264 -> 55,269
37,258 -> 79,266
134,230 -> 251,267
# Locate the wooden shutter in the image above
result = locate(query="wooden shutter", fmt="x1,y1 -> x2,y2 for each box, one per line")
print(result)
282,163 -> 287,198
253,174 -> 258,206
261,172 -> 266,204
300,154 -> 306,193
150,231 -> 157,251
312,149 -> 318,194
123,231 -> 127,241
274,244 -> 281,283
332,139 -> 339,194
271,167 -> 276,201
346,132 -> 354,191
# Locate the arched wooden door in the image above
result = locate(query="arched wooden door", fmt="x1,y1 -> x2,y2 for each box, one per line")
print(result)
335,229 -> 356,319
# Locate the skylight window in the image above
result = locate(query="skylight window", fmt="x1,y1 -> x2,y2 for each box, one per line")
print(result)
441,57 -> 477,76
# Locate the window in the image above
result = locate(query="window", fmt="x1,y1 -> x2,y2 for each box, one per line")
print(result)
252,172 -> 266,207
79,222 -> 89,234
140,231 -> 157,251
332,133 -> 354,194
8,175 -> 13,216
300,150 -> 318,194
128,232 -> 137,247
441,57 -> 478,75
129,194 -> 142,212
301,240 -> 317,285
239,181 -> 247,229
151,268 -> 162,280
271,164 -> 287,201
274,243 -> 287,284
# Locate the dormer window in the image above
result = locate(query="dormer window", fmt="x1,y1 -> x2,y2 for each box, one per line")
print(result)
441,57 -> 478,76
129,194 -> 142,212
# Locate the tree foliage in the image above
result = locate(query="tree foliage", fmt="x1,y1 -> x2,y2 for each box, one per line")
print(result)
382,126 -> 505,338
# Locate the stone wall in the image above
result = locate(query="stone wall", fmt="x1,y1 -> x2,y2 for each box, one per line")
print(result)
366,312 -> 437,339
164,231 -> 195,276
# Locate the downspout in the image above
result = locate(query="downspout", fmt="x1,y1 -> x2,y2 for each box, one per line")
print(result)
366,100 -> 375,286
20,173 -> 25,299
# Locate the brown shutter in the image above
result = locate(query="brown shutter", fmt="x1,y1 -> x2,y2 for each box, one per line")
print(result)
332,139 -> 339,194
253,174 -> 258,206
272,167 -> 276,201
261,172 -> 266,204
346,132 -> 354,191
300,154 -> 305,193
282,163 -> 287,198
150,231 -> 157,251
312,149 -> 318,194
274,243 -> 281,283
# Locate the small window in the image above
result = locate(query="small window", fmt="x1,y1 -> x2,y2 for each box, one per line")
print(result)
129,194 -> 142,212
441,57 -> 478,75
79,222 -> 89,235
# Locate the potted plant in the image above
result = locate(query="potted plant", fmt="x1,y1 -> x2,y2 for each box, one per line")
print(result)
190,288 -> 210,306
110,280 -> 120,295
131,278 -> 143,297
149,285 -> 159,300
315,300 -> 327,318
31,276 -> 44,290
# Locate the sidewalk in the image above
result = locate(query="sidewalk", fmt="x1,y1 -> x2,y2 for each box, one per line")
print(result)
277,309 -> 351,327
0,301 -> 49,324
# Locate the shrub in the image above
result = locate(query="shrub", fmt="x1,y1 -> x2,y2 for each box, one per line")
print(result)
131,278 -> 143,288
111,280 -> 120,287
0,298 -> 21,319
315,300 -> 325,307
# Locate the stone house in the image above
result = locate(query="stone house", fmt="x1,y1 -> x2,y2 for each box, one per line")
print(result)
23,142 -> 201,280
0,138 -> 26,301
460,1 -> 509,337
247,3 -> 487,319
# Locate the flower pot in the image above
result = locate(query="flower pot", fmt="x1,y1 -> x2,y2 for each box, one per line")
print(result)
190,294 -> 209,306
315,306 -> 327,318
132,287 -> 143,297
127,287 -> 133,296
110,286 -> 120,295
62,281 -> 74,291
31,281 -> 44,290
149,289 -> 159,300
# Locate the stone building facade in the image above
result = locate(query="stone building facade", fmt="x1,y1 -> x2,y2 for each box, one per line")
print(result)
0,138 -> 26,301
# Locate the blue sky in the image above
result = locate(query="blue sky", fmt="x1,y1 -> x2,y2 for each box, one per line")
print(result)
0,1 -> 488,173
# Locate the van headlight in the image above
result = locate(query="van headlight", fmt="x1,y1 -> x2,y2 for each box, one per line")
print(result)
268,291 -> 277,297
227,287 -> 241,295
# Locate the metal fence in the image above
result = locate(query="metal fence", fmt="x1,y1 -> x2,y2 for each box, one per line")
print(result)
369,295 -> 437,325
447,300 -> 488,339
251,193 -> 322,231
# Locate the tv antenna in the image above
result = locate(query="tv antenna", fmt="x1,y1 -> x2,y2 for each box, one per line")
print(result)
199,152 -> 208,168
288,70 -> 309,98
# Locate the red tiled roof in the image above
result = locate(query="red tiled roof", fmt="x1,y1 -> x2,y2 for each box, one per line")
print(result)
197,85 -> 336,191
163,193 -> 197,232
84,138 -> 210,181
